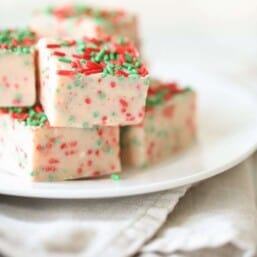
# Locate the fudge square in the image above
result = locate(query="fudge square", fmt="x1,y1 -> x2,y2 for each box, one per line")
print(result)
37,36 -> 149,128
121,80 -> 197,168
0,105 -> 121,182
0,29 -> 37,107
30,4 -> 140,47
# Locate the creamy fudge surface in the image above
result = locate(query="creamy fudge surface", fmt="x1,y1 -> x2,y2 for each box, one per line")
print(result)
0,29 -> 37,107
121,81 -> 197,167
30,5 -> 140,47
0,105 -> 121,182
38,36 -> 149,128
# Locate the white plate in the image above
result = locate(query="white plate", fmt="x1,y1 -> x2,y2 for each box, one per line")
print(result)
0,73 -> 257,199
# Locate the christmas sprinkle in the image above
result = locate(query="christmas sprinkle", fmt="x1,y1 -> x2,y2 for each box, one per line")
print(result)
44,4 -> 126,21
111,173 -> 121,181
50,36 -> 148,78
0,29 -> 36,53
0,105 -> 48,127
146,82 -> 191,108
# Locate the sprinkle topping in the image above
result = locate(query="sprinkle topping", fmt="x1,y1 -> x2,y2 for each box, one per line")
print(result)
44,5 -> 127,21
0,105 -> 48,127
146,82 -> 191,108
52,36 -> 148,78
0,29 -> 36,53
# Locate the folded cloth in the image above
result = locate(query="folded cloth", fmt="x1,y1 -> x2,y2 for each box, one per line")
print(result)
0,186 -> 189,257
0,156 -> 256,257
139,154 -> 257,257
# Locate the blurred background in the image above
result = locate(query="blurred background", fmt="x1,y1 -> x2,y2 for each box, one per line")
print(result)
1,0 -> 257,86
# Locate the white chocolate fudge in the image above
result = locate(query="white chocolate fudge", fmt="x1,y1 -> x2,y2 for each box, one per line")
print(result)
0,29 -> 36,107
30,5 -> 140,48
121,81 -> 197,168
0,105 -> 121,182
37,36 -> 149,128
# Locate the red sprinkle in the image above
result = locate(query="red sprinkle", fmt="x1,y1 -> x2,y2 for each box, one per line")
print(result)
163,106 -> 174,118
69,141 -> 77,147
83,68 -> 103,75
48,158 -> 59,164
102,116 -> 107,121
11,38 -> 19,47
110,81 -> 116,88
53,51 -> 66,57
35,105 -> 43,113
84,98 -> 91,104
119,99 -> 128,108
56,70 -> 76,76
36,145 -> 43,151
0,109 -> 9,114
77,167 -> 83,174
72,54 -> 84,59
93,171 -> 101,177
86,61 -> 103,69
115,70 -> 128,77
60,143 -> 67,149
46,44 -> 61,48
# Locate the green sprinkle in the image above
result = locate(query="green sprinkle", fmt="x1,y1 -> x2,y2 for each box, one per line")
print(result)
60,41 -> 70,47
14,93 -> 22,100
74,79 -> 82,87
110,52 -> 116,60
101,71 -> 108,78
135,61 -> 141,68
117,36 -> 125,45
62,168 -> 68,173
96,140 -> 102,147
24,60 -> 31,66
117,76 -> 125,82
93,111 -> 99,118
54,138 -> 60,144
48,174 -> 55,181
58,57 -> 72,63
129,74 -> 140,81
111,174 -> 121,181
22,47 -> 31,54
68,115 -> 75,123
98,92 -> 106,100
107,146 -> 114,154
123,62 -> 133,69
140,162 -> 148,169
44,6 -> 54,14
28,109 -> 36,116
103,54 -> 110,62
67,84 -> 72,90
144,77 -> 151,86
82,122 -> 89,128
105,65 -> 114,75
75,4 -> 88,14
125,52 -> 132,62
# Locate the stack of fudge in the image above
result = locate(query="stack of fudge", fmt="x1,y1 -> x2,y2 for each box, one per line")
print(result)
0,5 -> 196,182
